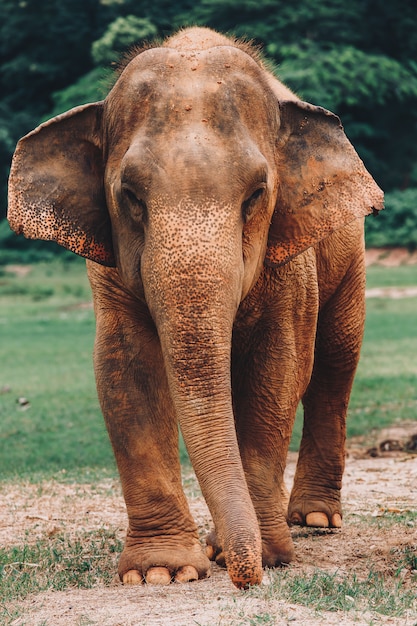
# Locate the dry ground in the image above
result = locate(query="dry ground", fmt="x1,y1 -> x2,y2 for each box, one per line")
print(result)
1,423 -> 416,626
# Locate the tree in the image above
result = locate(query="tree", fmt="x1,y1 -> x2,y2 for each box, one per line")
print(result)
91,16 -> 157,66
2,0 -> 417,249
0,0 -> 111,220
47,15 -> 159,117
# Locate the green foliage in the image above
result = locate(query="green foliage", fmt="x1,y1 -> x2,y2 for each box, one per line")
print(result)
91,16 -> 158,66
0,0 -> 100,112
182,0 -> 367,45
0,0 -> 111,220
276,45 -> 417,110
2,0 -> 417,249
48,68 -> 113,118
365,188 -> 417,249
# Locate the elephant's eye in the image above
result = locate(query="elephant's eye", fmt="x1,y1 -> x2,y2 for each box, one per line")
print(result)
242,187 -> 265,223
123,187 -> 148,224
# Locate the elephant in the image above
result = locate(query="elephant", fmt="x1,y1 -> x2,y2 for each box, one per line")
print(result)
7,27 -> 383,589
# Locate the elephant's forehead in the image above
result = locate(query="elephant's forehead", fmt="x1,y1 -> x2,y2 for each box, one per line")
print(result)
120,45 -> 265,84
107,46 -> 276,130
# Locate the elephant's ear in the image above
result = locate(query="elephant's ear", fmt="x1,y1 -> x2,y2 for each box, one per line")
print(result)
265,100 -> 384,267
7,102 -> 115,266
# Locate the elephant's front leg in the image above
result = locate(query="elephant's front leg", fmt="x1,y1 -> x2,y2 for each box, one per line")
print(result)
89,268 -> 210,585
207,261 -> 318,568
231,337 -> 313,567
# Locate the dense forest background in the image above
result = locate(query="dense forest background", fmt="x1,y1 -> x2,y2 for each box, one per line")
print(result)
1,0 -> 417,259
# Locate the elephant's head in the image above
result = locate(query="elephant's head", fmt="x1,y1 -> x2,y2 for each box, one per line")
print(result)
8,28 -> 383,588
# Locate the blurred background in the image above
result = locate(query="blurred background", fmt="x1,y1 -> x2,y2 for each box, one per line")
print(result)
1,0 -> 417,260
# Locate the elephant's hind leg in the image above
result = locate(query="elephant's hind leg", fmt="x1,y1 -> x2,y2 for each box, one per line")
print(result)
88,265 -> 210,584
288,253 -> 366,529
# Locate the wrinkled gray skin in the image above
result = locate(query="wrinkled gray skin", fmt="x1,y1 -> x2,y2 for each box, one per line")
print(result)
7,28 -> 383,588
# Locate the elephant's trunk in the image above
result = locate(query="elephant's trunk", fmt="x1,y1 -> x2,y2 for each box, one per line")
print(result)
141,201 -> 263,588
160,312 -> 263,589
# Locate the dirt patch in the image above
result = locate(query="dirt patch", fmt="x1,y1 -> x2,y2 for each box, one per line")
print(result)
364,248 -> 417,298
365,286 -> 417,299
3,265 -> 33,277
2,424 -> 416,626
365,248 -> 417,267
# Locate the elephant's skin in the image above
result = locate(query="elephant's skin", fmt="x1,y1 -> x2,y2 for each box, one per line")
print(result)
7,27 -> 383,589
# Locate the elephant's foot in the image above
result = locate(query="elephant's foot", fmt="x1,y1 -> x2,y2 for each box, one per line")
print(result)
261,533 -> 295,567
206,524 -> 295,570
288,494 -> 342,528
123,564 -> 200,585
205,529 -> 226,567
289,510 -> 342,528
119,538 -> 211,585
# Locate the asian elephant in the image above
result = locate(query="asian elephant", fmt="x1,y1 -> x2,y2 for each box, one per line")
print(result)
7,27 -> 383,589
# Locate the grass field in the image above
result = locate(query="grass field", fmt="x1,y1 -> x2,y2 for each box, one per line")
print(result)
0,260 -> 113,481
1,259 -> 416,479
0,258 -> 416,624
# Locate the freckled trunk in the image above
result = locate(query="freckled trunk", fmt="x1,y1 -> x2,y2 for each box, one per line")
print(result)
141,206 -> 263,588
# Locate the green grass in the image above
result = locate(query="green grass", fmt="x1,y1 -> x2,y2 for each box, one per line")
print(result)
0,259 -> 416,623
258,564 -> 417,617
1,260 -> 416,473
0,260 -> 116,480
348,510 -> 417,529
0,529 -> 123,622
1,522 -> 415,624
348,293 -> 417,438
3,534 -> 412,625
290,264 -> 417,449
365,264 -> 417,288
